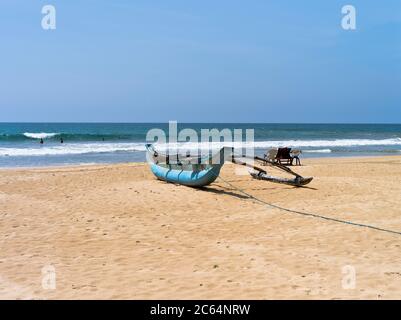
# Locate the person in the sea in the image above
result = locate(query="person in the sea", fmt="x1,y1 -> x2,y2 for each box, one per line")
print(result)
40,138 -> 44,144
60,137 -> 64,143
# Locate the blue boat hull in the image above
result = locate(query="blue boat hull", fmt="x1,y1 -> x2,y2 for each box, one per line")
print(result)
149,163 -> 223,187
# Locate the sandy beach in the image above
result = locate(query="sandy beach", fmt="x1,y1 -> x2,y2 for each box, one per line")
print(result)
1,156 -> 401,299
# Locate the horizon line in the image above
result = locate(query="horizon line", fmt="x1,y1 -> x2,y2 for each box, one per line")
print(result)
1,121 -> 401,125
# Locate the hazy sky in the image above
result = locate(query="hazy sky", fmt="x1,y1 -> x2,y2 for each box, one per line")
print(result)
1,0 -> 400,122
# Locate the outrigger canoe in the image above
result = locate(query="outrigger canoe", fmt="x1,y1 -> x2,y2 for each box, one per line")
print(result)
145,144 -> 313,187
146,144 -> 230,187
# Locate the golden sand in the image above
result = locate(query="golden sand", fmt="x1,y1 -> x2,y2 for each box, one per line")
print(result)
1,156 -> 401,299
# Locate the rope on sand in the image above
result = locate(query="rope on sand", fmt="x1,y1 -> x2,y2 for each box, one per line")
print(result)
216,175 -> 401,237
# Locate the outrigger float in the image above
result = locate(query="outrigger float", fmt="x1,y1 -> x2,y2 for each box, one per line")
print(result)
146,144 -> 313,188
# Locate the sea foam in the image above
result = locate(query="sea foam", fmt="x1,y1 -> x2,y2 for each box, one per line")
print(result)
1,138 -> 401,157
154,138 -> 401,151
303,149 -> 332,153
0,143 -> 146,157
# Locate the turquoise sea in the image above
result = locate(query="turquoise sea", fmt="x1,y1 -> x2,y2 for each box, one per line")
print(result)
0,123 -> 400,167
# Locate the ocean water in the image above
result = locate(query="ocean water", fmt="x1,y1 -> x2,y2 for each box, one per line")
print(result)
0,123 -> 400,167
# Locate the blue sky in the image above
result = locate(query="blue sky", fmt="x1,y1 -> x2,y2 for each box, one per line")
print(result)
1,0 -> 400,122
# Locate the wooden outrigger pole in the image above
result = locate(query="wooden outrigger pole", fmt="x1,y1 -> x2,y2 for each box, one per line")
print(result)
230,154 -> 313,187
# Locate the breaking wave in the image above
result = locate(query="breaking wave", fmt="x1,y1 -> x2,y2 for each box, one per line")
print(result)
303,149 -> 332,153
0,138 -> 400,157
0,132 -> 140,141
251,138 -> 401,148
0,143 -> 146,157
155,138 -> 401,150
23,132 -> 60,139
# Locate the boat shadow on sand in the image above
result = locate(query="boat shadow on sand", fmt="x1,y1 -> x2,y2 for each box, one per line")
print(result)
199,183 -> 317,200
245,185 -> 318,191
198,185 -> 249,199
